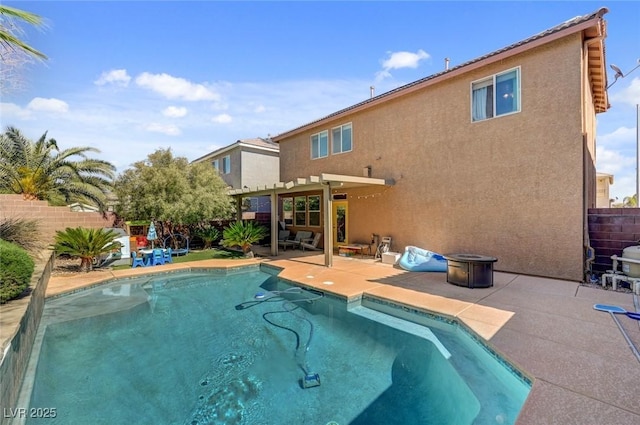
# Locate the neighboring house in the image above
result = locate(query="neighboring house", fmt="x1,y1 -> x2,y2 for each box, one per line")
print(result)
596,172 -> 614,208
192,138 -> 279,213
233,8 -> 609,281
67,202 -> 100,212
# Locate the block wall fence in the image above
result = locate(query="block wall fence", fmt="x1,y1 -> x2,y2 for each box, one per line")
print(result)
588,208 -> 640,274
0,194 -> 115,245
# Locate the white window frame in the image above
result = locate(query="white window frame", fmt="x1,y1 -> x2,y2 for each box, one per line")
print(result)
212,159 -> 219,172
332,122 -> 352,155
471,67 -> 520,122
308,195 -> 321,227
222,155 -> 231,174
310,130 -> 329,159
294,196 -> 307,226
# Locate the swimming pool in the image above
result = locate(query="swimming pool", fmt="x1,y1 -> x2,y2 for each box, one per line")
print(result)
19,267 -> 530,424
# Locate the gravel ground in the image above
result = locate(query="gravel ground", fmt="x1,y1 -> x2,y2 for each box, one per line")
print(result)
51,256 -> 116,276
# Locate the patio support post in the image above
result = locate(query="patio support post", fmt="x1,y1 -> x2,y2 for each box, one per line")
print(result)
270,190 -> 278,256
323,183 -> 333,267
235,196 -> 243,221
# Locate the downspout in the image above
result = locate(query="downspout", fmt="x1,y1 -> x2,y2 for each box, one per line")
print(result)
270,190 -> 278,256
582,31 -> 605,282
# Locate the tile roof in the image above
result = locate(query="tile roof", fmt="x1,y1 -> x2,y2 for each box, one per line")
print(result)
273,7 -> 609,141
191,137 -> 279,164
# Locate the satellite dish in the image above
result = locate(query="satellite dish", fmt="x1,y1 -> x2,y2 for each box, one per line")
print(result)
610,64 -> 624,78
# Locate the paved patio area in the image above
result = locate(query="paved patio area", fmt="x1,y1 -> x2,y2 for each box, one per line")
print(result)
43,249 -> 640,424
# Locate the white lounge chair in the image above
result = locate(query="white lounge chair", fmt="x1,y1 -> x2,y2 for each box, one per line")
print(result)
301,233 -> 322,251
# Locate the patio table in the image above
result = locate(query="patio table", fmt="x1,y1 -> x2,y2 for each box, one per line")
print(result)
339,244 -> 371,258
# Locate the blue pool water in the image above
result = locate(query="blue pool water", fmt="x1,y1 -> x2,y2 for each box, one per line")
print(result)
22,267 -> 530,424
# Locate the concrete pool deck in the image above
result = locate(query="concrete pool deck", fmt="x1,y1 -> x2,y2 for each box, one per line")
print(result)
42,251 -> 640,424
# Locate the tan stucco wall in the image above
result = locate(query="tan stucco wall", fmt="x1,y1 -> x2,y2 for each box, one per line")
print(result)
279,34 -> 594,281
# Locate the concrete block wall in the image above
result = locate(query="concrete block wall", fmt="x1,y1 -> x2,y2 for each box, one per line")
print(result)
588,208 -> 640,274
0,252 -> 53,425
0,194 -> 116,245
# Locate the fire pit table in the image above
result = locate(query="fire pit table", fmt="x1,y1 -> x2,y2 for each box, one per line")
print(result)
443,254 -> 497,288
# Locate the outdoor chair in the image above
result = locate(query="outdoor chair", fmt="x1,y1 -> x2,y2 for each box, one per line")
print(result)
301,233 -> 322,251
163,247 -> 173,263
278,230 -> 296,251
290,231 -> 313,249
131,251 -> 148,268
151,248 -> 165,266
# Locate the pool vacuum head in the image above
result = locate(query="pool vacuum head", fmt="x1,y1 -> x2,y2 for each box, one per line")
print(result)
301,373 -> 321,389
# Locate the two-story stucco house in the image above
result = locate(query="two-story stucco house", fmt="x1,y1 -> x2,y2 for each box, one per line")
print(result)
193,138 -> 279,213
233,8 -> 609,282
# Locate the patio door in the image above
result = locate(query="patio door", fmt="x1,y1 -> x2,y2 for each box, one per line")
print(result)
332,201 -> 348,245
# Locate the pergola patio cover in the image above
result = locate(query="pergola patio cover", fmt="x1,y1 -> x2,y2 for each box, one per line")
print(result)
229,173 -> 394,267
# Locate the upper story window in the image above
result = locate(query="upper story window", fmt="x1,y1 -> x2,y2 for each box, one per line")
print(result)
222,155 -> 231,174
471,67 -> 520,122
212,159 -> 219,171
311,130 -> 328,159
332,123 -> 352,154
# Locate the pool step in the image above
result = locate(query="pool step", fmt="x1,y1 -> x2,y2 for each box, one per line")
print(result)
347,305 -> 451,359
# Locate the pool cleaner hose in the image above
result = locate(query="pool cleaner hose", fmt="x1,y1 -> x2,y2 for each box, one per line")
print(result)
235,287 -> 324,388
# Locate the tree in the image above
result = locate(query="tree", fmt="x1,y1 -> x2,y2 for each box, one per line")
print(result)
114,149 -> 235,235
221,220 -> 268,256
0,126 -> 116,211
51,227 -> 121,272
623,194 -> 637,208
0,5 -> 47,93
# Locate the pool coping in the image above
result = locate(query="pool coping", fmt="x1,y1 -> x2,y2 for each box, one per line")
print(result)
5,253 -> 640,424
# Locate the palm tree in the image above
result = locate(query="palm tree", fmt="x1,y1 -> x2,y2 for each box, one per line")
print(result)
221,221 -> 268,257
623,194 -> 637,208
193,224 -> 221,249
0,5 -> 47,60
51,227 -> 121,272
1,5 -> 47,93
0,126 -> 116,211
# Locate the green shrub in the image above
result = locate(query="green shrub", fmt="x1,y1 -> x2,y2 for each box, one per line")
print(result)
193,225 -> 221,249
0,239 -> 35,304
221,220 -> 267,255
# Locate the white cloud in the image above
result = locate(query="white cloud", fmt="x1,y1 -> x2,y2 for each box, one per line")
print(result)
254,105 -> 266,113
598,126 -> 636,147
596,145 -> 635,175
376,49 -> 430,81
135,72 -> 219,101
212,113 -> 232,124
610,77 -> 640,106
162,106 -> 188,118
27,97 -> 69,113
144,123 -> 181,136
3,77 -> 371,174
0,102 -> 32,120
94,69 -> 131,87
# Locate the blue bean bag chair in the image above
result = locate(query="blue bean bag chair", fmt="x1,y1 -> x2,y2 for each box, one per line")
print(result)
399,246 -> 448,272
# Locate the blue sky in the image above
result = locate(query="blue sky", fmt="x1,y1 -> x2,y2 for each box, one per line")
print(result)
2,1 -> 639,200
